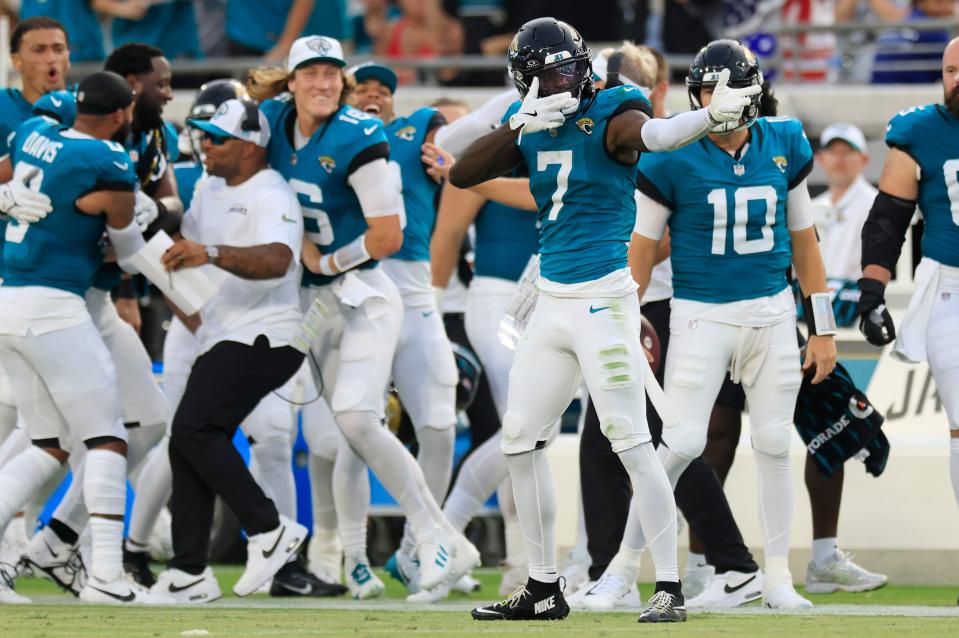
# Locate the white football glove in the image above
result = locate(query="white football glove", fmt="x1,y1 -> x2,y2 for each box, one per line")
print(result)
134,190 -> 159,232
508,77 -> 579,135
0,173 -> 52,224
705,68 -> 762,125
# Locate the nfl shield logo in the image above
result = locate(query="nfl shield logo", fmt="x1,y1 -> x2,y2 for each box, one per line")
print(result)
733,164 -> 745,176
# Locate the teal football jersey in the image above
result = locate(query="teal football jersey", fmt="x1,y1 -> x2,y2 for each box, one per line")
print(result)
474,198 -> 540,282
32,90 -> 77,126
261,97 -> 390,287
387,107 -> 445,262
503,86 -> 652,284
885,103 -> 959,268
0,89 -> 35,158
3,119 -> 137,296
174,160 -> 204,210
637,117 -> 814,303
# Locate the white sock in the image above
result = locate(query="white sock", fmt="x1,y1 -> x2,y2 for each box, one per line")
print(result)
250,438 -> 296,520
505,449 -> 557,584
442,432 -> 508,531
764,554 -> 792,587
0,427 -> 29,469
498,479 -> 527,569
415,426 -> 455,502
128,437 -> 172,546
607,545 -> 643,584
331,441 -> 369,555
24,461 -> 69,534
51,461 -> 89,536
686,551 -> 707,571
812,537 -> 838,565
950,437 -> 959,508
618,442 -> 678,583
308,454 -> 338,535
83,449 -> 128,582
0,446 -> 62,536
754,451 -> 792,559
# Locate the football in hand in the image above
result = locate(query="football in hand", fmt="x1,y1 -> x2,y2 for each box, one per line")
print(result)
639,315 -> 662,374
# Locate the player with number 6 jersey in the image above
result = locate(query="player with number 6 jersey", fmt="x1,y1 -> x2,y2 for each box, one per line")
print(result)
252,35 -> 479,601
631,39 -> 836,610
451,18 -> 763,623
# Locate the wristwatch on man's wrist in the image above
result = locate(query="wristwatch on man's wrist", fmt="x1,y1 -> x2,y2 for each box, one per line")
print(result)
205,244 -> 219,265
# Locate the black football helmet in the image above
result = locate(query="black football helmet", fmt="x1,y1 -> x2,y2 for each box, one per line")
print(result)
507,17 -> 593,109
686,39 -> 763,134
185,79 -> 248,158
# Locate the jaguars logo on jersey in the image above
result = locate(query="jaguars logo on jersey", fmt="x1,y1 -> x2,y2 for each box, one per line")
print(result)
575,117 -> 594,135
318,155 -> 336,173
394,125 -> 416,141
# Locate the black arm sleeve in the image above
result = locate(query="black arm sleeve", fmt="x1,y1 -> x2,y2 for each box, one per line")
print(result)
861,190 -> 916,272
347,141 -> 390,176
788,158 -> 814,190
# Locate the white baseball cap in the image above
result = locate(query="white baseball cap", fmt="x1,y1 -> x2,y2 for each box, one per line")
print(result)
188,98 -> 270,148
287,36 -> 346,72
820,123 -> 866,153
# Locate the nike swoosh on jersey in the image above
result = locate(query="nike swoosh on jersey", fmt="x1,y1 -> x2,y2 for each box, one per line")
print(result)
262,526 -> 285,558
113,161 -> 129,171
50,97 -> 62,107
281,214 -> 297,224
91,585 -> 135,602
588,305 -> 610,314
421,310 -> 436,317
363,125 -> 377,135
723,574 -> 757,594
169,578 -> 206,593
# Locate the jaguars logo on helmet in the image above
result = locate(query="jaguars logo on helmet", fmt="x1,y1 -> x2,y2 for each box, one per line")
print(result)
506,17 -> 594,114
687,39 -> 764,134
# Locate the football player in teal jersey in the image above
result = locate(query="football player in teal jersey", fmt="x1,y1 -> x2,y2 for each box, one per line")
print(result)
250,35 -> 480,600
348,62 -> 462,595
630,40 -> 836,610
451,18 -> 761,622
0,71 -> 173,606
858,37 -> 959,514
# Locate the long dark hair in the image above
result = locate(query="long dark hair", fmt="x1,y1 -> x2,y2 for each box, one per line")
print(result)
759,80 -> 778,117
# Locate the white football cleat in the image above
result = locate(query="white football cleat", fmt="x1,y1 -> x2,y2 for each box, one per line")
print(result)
416,533 -> 455,591
80,576 -> 175,605
307,531 -> 342,585
805,551 -> 888,593
686,570 -> 763,608
566,580 -> 595,609
0,564 -> 29,604
581,572 -> 642,611
682,560 -> 715,600
344,553 -> 385,600
560,547 -> 590,595
152,567 -> 222,604
233,516 -> 307,597
384,549 -> 420,593
453,573 -> 481,594
20,529 -> 87,596
763,583 -> 813,609
408,533 -> 481,603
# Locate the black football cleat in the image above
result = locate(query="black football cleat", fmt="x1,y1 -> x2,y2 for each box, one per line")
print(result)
269,560 -> 348,597
123,548 -> 156,588
472,579 -> 569,621
638,590 -> 687,623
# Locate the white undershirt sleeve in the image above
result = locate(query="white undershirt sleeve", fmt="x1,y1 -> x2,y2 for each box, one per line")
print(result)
633,189 -> 671,241
348,158 -> 405,219
639,108 -> 713,152
433,89 -> 519,157
787,178 -> 816,232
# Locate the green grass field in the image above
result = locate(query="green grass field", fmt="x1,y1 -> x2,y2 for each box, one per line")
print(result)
2,567 -> 957,638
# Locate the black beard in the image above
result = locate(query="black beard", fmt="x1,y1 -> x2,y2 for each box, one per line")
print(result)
133,96 -> 163,133
946,86 -> 959,117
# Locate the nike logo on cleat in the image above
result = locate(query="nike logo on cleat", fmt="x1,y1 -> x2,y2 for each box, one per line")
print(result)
91,586 -> 135,602
43,539 -> 60,559
280,582 -> 312,595
588,305 -> 610,314
169,578 -> 205,593
534,595 -> 556,614
262,525 -> 285,559
724,574 -> 757,594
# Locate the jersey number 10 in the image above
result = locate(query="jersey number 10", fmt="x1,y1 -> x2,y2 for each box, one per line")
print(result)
706,186 -> 777,255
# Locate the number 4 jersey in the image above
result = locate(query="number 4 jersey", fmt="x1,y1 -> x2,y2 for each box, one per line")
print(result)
885,103 -> 959,268
637,116 -> 813,303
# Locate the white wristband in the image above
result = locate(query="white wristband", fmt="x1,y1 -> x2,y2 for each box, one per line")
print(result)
319,234 -> 372,276
804,292 -> 838,336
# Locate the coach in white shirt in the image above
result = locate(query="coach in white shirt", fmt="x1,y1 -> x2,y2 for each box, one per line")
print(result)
812,123 -> 877,281
156,99 -> 307,601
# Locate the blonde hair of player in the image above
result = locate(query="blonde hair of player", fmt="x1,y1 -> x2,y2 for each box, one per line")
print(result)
245,65 -> 355,105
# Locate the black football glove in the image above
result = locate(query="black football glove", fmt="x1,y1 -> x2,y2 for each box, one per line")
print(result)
857,277 -> 895,346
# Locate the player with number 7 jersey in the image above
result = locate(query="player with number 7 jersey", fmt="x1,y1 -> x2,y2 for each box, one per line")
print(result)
631,39 -> 836,610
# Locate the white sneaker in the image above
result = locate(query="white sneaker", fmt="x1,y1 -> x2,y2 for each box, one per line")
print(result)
805,550 -> 888,593
560,547 -> 590,594
581,572 -> 642,611
385,549 -> 421,593
152,568 -> 221,604
20,528 -> 87,596
453,573 -> 481,594
80,575 -> 175,605
416,534 -> 456,589
566,580 -> 594,609
682,560 -> 715,599
307,532 -> 342,585
686,570 -> 763,608
763,583 -> 813,609
0,516 -> 28,567
344,553 -> 385,600
498,561 -> 528,597
234,516 -> 307,597
148,508 -> 175,562
0,564 -> 29,604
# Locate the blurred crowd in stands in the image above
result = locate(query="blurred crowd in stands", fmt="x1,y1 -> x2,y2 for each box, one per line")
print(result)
0,0 -> 955,84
